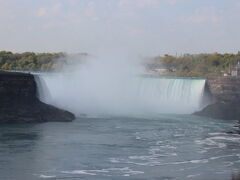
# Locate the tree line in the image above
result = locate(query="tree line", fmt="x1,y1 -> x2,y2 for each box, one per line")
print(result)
0,51 -> 88,72
0,51 -> 69,71
1,51 -> 240,77
145,52 -> 240,77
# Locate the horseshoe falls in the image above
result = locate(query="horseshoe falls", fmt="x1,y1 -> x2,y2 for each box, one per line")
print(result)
37,75 -> 207,117
3,74 -> 240,180
135,77 -> 206,114
5,74 -> 239,180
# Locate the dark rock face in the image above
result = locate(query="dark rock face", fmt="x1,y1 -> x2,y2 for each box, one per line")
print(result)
207,76 -> 240,102
0,71 -> 75,123
195,76 -> 240,120
195,102 -> 240,120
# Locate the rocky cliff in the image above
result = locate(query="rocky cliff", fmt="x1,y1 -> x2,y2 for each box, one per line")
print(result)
207,76 -> 240,103
195,76 -> 240,120
0,71 -> 75,123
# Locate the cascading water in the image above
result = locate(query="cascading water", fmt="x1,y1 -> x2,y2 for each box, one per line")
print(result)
3,74 -> 239,180
34,75 -> 52,103
36,74 -> 207,117
136,77 -> 206,114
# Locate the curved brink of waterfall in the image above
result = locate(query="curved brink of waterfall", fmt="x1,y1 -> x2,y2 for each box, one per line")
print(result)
136,77 -> 207,114
34,75 -> 52,105
35,74 -> 210,118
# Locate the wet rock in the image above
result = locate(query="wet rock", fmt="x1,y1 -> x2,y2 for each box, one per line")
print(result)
195,76 -> 240,121
206,76 -> 240,102
194,102 -> 240,121
0,71 -> 75,123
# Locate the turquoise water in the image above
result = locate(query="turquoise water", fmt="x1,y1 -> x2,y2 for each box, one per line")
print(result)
37,75 -> 207,116
1,75 -> 237,179
0,115 -> 239,180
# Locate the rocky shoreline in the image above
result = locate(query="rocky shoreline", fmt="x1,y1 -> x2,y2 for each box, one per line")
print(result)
0,71 -> 75,123
195,101 -> 240,120
1,71 -> 239,123
195,76 -> 240,121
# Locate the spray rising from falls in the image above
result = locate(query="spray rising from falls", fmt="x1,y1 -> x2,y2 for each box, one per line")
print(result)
36,55 -> 208,117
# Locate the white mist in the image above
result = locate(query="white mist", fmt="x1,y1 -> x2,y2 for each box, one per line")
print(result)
37,54 -> 206,117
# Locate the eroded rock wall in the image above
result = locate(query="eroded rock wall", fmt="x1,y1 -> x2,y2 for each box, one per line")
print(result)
207,76 -> 240,103
195,76 -> 240,121
0,71 -> 75,123
0,72 -> 37,103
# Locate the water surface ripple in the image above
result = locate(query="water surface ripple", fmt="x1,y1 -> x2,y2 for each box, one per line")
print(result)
0,115 -> 239,180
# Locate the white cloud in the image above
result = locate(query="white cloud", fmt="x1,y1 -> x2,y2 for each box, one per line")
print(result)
35,3 -> 67,28
236,1 -> 240,8
84,1 -> 100,21
117,0 -> 158,20
0,1 -> 17,19
136,0 -> 157,8
37,8 -> 47,17
52,3 -> 62,13
181,7 -> 221,23
36,3 -> 63,18
118,0 -> 181,9
119,0 -> 157,8
42,21 -> 66,28
117,10 -> 136,19
0,0 -> 239,55
166,0 -> 183,5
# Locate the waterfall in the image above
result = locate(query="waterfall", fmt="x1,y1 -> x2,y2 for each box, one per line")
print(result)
36,73 -> 208,117
34,75 -> 52,104
135,77 -> 206,114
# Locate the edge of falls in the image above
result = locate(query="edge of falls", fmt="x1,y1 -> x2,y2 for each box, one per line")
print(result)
37,74 -> 210,117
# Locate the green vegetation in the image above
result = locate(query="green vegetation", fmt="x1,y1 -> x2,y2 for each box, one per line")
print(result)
145,52 -> 240,77
1,51 -> 240,77
0,51 -> 68,72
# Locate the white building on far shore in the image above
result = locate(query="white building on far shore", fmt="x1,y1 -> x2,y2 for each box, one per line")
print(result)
231,61 -> 240,76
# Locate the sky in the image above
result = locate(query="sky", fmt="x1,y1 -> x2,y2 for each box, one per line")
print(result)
0,0 -> 240,56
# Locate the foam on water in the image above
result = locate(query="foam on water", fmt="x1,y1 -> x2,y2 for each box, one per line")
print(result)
39,175 -> 56,179
62,167 -> 144,177
0,115 -> 239,180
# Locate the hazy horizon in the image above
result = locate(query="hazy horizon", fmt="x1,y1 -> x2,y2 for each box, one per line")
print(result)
0,0 -> 240,56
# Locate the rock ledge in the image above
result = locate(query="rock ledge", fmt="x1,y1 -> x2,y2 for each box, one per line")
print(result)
0,71 -> 75,123
194,76 -> 240,120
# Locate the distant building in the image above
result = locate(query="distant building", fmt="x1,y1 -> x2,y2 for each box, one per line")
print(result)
154,68 -> 168,74
224,73 -> 230,77
231,60 -> 240,76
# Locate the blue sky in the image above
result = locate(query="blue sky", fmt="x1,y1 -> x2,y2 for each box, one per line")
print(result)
0,0 -> 240,56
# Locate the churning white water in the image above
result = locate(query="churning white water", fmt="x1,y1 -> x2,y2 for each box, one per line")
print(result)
36,74 -> 207,117
34,54 -> 208,117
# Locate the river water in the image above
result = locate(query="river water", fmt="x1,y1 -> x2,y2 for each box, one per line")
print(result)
1,74 -> 239,179
0,115 -> 239,180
